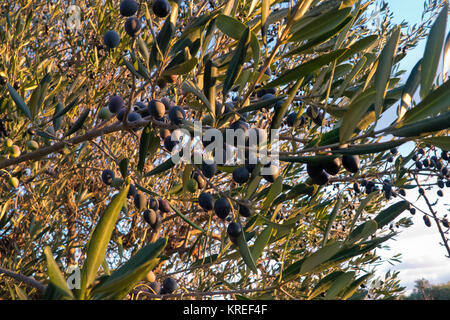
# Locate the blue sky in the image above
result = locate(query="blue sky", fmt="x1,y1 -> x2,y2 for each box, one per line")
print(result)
375,0 -> 450,294
385,0 -> 428,71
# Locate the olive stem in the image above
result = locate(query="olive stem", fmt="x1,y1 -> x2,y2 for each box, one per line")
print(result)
413,175 -> 450,258
132,285 -> 278,299
0,267 -> 46,295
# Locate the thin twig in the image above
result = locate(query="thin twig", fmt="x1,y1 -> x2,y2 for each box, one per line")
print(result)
0,267 -> 46,294
132,285 -> 277,299
413,176 -> 450,258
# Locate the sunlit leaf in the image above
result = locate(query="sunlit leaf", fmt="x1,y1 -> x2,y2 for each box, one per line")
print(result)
420,3 -> 448,98
80,182 -> 130,299
7,83 -> 32,121
374,26 -> 401,118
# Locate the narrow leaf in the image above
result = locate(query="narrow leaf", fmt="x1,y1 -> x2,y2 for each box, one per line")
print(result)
145,156 -> 176,176
53,103 -> 64,131
265,49 -> 348,89
288,7 -> 352,43
138,125 -> 152,172
238,95 -> 286,114
279,155 -> 338,164
443,31 -> 450,80
374,26 -> 401,118
308,271 -> 345,300
248,0 -> 259,16
52,98 -> 79,122
402,79 -> 450,124
262,175 -> 283,210
30,74 -> 51,119
261,0 -> 270,42
374,200 -> 409,229
223,27 -> 251,95
64,109 -> 90,137
339,88 -> 376,143
341,274 -> 371,300
347,220 -> 378,244
421,136 -> 450,151
92,238 -> 167,298
322,194 -> 342,247
332,140 -> 406,155
397,59 -> 422,122
237,227 -> 258,274
337,35 -> 378,63
182,80 -> 213,115
421,3 -> 448,98
390,111 -> 450,137
215,14 -> 260,66
123,57 -> 145,79
324,271 -> 355,300
250,226 -> 272,262
7,83 -> 32,120
80,182 -> 130,299
44,246 -> 74,299
170,203 -> 205,233
270,79 -> 304,131
300,242 -> 341,274
162,57 -> 198,76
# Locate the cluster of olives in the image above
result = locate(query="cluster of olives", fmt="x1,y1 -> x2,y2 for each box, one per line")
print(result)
102,0 -> 171,49
306,154 -> 360,185
145,271 -> 177,295
381,179 -> 395,200
209,195 -> 242,221
108,95 -> 139,124
282,104 -> 326,129
107,93 -> 186,137
257,88 -> 289,113
413,148 -> 448,172
357,179 -> 380,194
198,192 -> 250,242
3,138 -> 21,158
305,106 -> 324,126
201,115 -> 280,184
101,164 -> 181,296
147,277 -> 177,295
413,147 -> 449,197
101,168 -> 171,231
178,170 -> 206,194
95,4 -> 448,282
2,135 -> 40,189
355,177 -> 398,200
143,196 -> 171,230
285,111 -> 306,127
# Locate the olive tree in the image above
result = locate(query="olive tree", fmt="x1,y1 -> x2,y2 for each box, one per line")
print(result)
0,0 -> 449,300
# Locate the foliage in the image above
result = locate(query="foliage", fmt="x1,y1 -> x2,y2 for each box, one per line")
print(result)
0,0 -> 449,300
